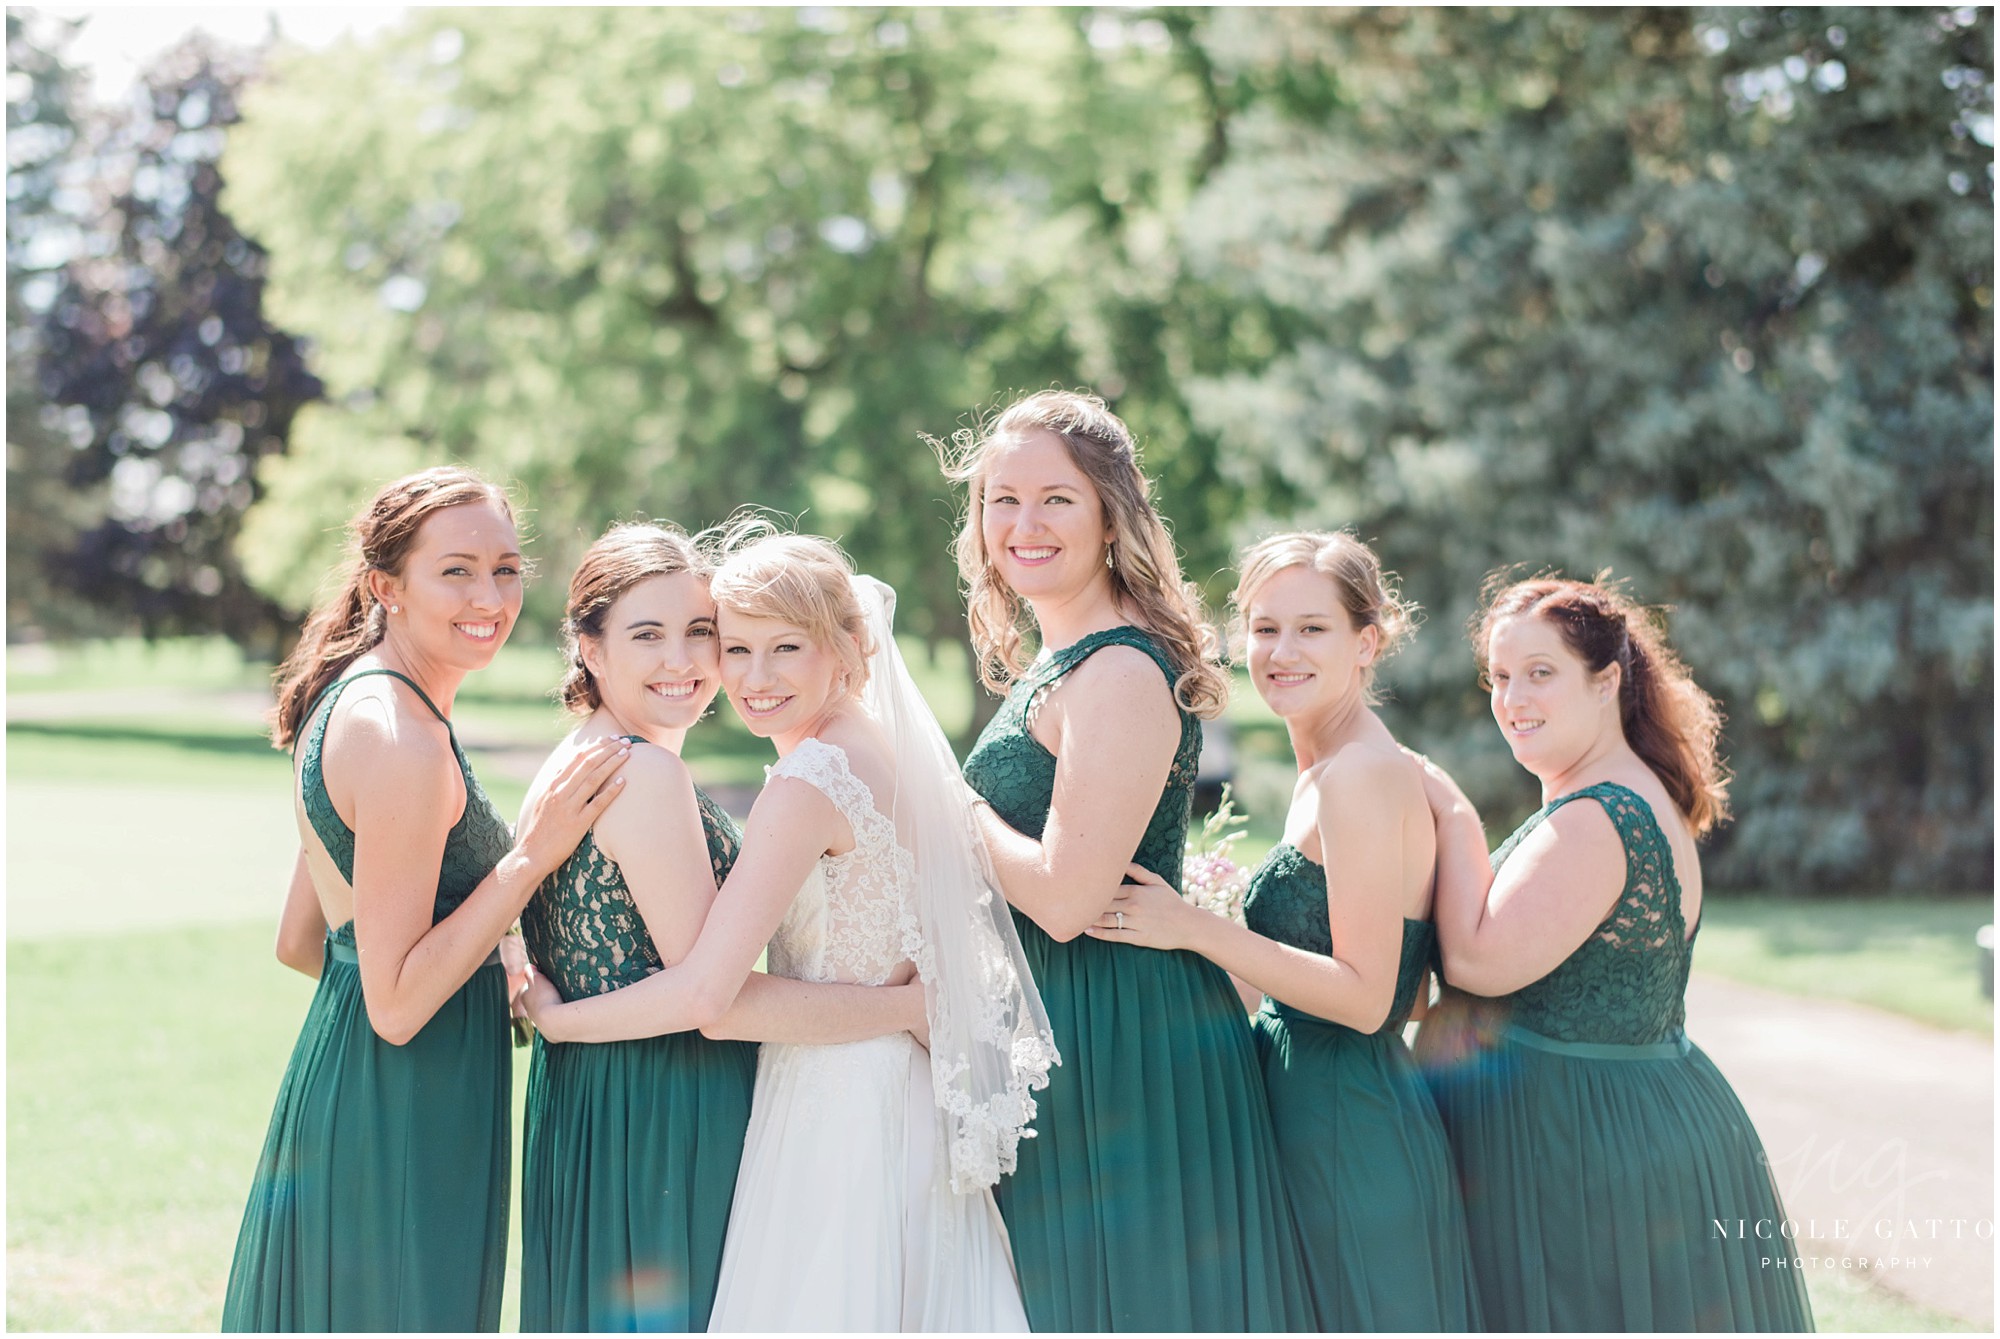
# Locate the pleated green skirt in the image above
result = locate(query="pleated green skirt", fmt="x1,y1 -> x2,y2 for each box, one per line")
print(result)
994,915 -> 1314,1332
1253,1003 -> 1482,1331
1426,1026 -> 1815,1332
222,936 -> 511,1332
519,1029 -> 757,1332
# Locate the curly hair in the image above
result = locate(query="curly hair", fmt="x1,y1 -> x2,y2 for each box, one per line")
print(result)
934,389 -> 1228,718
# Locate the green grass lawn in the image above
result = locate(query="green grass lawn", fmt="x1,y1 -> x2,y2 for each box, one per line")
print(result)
1693,895 -> 1994,1036
7,636 -> 274,694
7,636 -> 1988,1331
7,924 -> 540,1332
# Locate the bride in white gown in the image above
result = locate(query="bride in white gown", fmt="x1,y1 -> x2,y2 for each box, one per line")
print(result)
526,528 -> 1057,1332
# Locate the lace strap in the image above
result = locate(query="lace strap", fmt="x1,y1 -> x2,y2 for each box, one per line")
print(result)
1042,625 -> 1176,686
764,737 -> 885,840
1027,625 -> 1186,732
1547,782 -> 1684,950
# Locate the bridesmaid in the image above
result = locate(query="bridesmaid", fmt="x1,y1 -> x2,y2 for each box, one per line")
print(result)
224,467 -> 629,1332
516,523 -> 754,1332
944,390 -> 1314,1331
1085,531 -> 1480,1331
1419,575 -> 1814,1331
518,522 -> 931,1332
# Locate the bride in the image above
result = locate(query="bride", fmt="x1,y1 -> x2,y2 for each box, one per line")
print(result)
525,526 -> 1056,1331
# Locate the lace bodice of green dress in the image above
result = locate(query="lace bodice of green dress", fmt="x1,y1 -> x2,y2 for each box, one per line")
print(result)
520,744 -> 743,1002
298,668 -> 514,948
1489,781 -> 1693,1045
1243,843 -> 1434,1033
962,626 -> 1200,890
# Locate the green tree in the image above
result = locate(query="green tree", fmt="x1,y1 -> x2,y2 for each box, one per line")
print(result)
223,7 -> 1243,734
1182,7 -> 1992,891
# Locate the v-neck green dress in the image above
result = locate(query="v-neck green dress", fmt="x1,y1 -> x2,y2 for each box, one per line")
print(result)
223,668 -> 514,1332
962,627 -> 1313,1332
518,760 -> 758,1333
1425,782 -> 1814,1332
1243,843 -> 1481,1330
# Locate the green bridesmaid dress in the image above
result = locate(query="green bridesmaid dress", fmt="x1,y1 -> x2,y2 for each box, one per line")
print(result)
1243,843 -> 1482,1330
962,627 -> 1314,1333
518,760 -> 758,1332
222,668 -> 514,1332
1424,781 -> 1815,1332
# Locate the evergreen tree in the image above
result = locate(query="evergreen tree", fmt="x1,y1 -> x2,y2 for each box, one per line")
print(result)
1183,7 -> 1992,891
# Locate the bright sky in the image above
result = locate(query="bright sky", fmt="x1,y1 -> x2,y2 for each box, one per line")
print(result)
39,5 -> 410,104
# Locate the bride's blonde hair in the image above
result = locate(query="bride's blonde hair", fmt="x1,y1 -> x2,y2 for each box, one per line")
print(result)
705,516 -> 874,702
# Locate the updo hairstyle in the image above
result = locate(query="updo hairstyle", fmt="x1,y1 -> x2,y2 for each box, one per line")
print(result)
558,522 -> 707,715
1230,529 -> 1417,702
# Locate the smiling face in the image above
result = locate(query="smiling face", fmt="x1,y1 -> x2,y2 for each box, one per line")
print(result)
717,609 -> 851,749
1485,613 -> 1618,778
978,428 -> 1115,609
580,571 -> 721,738
1244,564 -> 1379,722
373,499 -> 524,672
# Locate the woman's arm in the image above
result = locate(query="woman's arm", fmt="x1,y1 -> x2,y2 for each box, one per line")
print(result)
583,747 -> 925,1045
1414,758 -> 1628,996
348,705 -> 629,1046
526,776 -> 847,1043
274,849 -> 327,979
974,647 -> 1181,942
698,973 -> 926,1044
1086,750 -> 1409,1032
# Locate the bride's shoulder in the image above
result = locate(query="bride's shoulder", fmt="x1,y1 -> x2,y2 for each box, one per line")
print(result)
803,712 -> 894,804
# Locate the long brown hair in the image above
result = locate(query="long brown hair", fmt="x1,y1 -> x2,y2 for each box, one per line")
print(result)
270,466 -> 513,748
558,522 -> 707,715
935,389 -> 1228,719
1473,575 -> 1731,836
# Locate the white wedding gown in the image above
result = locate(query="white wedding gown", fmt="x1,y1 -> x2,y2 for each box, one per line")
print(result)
707,738 -> 1029,1333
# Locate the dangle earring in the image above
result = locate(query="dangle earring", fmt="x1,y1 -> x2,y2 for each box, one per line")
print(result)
1105,544 -> 1115,571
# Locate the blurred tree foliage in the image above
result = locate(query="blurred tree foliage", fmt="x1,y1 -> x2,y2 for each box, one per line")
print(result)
223,6 -> 1242,715
6,12 -> 103,638
15,7 -> 1991,890
7,22 -> 322,650
1181,7 -> 1993,891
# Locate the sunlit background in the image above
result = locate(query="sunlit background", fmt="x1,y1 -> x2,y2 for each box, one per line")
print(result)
7,7 -> 1993,1331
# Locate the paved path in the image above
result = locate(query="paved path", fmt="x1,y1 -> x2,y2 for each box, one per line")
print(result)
1687,973 -> 1994,1327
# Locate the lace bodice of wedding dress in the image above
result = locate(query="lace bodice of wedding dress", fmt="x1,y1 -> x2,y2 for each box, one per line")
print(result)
709,735 -> 1029,1333
764,737 -> 918,988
